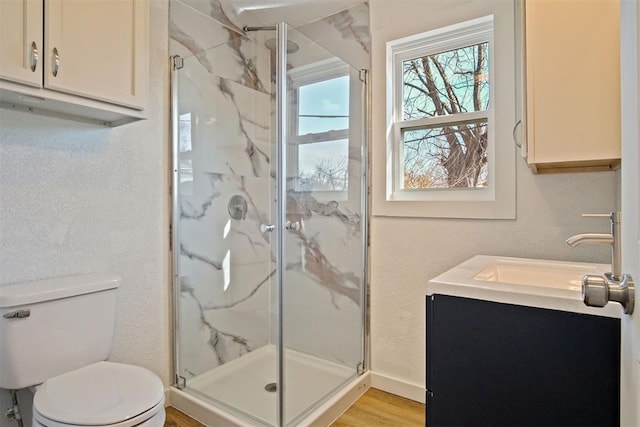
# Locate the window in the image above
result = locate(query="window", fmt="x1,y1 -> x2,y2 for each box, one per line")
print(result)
401,41 -> 490,190
375,9 -> 516,219
289,58 -> 351,195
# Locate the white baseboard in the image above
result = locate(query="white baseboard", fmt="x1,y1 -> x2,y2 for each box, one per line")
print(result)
370,371 -> 425,403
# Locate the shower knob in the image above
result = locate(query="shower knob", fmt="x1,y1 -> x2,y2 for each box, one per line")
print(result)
260,224 -> 275,233
228,195 -> 248,220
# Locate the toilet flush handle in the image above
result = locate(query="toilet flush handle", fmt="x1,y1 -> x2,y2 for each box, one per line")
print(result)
3,309 -> 30,319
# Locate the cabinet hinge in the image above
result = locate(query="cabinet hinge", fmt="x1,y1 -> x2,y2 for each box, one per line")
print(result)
357,361 -> 365,375
172,55 -> 184,70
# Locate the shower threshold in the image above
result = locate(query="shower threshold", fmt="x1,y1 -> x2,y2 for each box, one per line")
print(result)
170,345 -> 369,426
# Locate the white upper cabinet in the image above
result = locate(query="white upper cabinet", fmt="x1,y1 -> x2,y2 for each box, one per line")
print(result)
523,0 -> 621,173
0,0 -> 148,126
44,0 -> 147,110
0,0 -> 43,87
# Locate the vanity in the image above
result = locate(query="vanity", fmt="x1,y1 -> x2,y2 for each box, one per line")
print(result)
426,255 -> 621,427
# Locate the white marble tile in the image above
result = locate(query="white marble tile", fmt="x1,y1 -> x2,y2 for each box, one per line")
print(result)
228,0 -> 363,28
283,270 -> 362,366
170,0 -> 233,69
179,0 -> 264,34
296,2 -> 370,70
262,187 -> 365,364
171,0 -> 272,91
172,0 -> 370,73
178,170 -> 274,374
179,293 -> 221,377
178,256 -> 273,374
179,64 -> 272,177
180,173 -> 272,264
285,194 -> 362,297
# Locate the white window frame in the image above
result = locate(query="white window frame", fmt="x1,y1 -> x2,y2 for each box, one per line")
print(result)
375,8 -> 516,219
391,17 -> 493,200
288,58 -> 351,197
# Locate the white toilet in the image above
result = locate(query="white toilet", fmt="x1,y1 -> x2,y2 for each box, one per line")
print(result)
0,274 -> 166,427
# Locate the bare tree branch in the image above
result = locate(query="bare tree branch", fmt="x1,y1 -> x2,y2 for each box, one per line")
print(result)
401,42 -> 489,189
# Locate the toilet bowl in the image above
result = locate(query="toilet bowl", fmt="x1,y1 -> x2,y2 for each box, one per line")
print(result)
31,362 -> 165,427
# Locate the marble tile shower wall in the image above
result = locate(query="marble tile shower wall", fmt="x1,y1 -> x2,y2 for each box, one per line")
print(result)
171,0 -> 273,378
170,0 -> 370,378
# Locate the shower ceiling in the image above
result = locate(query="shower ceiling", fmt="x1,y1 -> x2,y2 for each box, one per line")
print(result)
227,0 -> 363,27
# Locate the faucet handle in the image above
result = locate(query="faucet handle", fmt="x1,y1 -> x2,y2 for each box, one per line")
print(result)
582,212 -> 621,223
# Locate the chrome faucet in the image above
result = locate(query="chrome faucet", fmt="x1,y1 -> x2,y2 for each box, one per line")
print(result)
566,212 -> 621,282
566,212 -> 634,314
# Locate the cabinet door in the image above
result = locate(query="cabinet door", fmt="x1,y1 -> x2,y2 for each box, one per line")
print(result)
427,295 -> 620,427
44,0 -> 148,110
525,0 -> 620,170
0,0 -> 43,87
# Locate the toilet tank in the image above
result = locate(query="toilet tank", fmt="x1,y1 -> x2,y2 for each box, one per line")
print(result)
0,274 -> 121,389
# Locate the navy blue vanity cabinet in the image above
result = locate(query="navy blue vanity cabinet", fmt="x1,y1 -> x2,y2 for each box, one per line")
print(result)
426,294 -> 620,427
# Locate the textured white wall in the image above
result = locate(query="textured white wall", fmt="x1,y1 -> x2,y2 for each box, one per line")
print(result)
0,2 -> 170,423
369,0 -> 619,391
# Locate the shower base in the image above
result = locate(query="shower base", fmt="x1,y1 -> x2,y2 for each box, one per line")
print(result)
170,345 -> 368,426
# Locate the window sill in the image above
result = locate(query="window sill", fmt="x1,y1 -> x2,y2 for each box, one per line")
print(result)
371,197 -> 515,220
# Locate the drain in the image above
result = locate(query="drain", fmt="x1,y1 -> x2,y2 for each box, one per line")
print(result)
265,382 -> 277,393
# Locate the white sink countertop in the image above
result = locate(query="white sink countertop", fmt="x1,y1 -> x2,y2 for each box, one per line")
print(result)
427,255 -> 622,318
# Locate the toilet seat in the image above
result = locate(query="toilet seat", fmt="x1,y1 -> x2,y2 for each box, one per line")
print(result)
33,400 -> 165,427
33,361 -> 165,427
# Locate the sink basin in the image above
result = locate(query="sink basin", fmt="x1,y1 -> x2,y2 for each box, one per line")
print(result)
427,255 -> 620,317
472,258 -> 599,290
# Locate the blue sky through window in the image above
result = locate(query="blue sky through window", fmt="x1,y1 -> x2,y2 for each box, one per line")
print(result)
295,75 -> 350,191
298,75 -> 349,135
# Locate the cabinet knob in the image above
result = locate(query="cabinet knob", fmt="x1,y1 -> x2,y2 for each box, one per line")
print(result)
52,47 -> 60,77
30,41 -> 38,72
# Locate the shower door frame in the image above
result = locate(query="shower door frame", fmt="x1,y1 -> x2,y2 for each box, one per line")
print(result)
275,22 -> 287,427
170,53 -> 181,392
168,22 -> 371,425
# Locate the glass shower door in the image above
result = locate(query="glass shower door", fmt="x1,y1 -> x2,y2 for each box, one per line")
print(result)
172,18 -> 366,427
173,26 -> 280,425
280,23 -> 366,426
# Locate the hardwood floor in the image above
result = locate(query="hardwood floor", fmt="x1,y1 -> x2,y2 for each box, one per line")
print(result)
164,407 -> 205,427
330,388 -> 425,427
163,388 -> 425,426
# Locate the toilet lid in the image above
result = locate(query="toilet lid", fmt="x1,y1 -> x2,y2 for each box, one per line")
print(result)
34,361 -> 164,426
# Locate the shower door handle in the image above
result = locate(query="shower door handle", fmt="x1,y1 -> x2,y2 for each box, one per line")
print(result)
260,224 -> 275,233
285,221 -> 301,231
